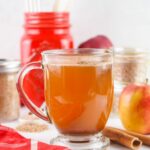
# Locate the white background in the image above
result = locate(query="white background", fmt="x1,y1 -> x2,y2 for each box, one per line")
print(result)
1,0 -> 150,59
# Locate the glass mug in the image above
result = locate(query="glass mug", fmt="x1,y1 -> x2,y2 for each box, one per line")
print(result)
17,49 -> 114,150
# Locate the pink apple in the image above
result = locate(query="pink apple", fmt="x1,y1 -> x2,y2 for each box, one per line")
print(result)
119,84 -> 150,134
78,35 -> 113,49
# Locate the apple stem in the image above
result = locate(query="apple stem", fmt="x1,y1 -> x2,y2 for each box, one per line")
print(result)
146,78 -> 149,85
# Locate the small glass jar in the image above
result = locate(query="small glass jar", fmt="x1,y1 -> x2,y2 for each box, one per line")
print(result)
112,48 -> 148,115
0,59 -> 20,122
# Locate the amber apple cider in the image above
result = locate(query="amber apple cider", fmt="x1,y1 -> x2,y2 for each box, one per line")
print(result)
44,63 -> 113,135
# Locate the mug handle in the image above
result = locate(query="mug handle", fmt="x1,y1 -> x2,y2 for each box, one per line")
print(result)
17,61 -> 49,122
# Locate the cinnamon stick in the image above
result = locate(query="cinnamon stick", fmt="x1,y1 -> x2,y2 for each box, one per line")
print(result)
102,127 -> 142,150
124,130 -> 150,146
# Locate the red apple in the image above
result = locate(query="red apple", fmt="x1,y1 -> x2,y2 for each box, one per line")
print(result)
119,84 -> 150,134
78,35 -> 113,49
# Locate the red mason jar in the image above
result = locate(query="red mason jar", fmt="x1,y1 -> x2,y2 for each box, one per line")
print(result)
20,12 -> 73,107
21,12 -> 73,65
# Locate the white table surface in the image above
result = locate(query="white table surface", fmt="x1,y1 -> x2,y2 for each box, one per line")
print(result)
2,108 -> 150,150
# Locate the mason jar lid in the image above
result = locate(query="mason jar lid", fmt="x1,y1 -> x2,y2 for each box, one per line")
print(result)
0,59 -> 20,73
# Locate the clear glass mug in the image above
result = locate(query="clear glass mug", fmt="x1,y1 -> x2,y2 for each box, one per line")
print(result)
17,49 -> 114,149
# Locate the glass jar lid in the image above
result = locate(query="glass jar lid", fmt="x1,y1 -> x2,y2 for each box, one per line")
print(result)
0,59 -> 20,73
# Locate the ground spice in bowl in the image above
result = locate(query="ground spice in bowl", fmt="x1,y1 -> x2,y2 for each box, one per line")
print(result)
16,112 -> 49,133
16,122 -> 48,133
